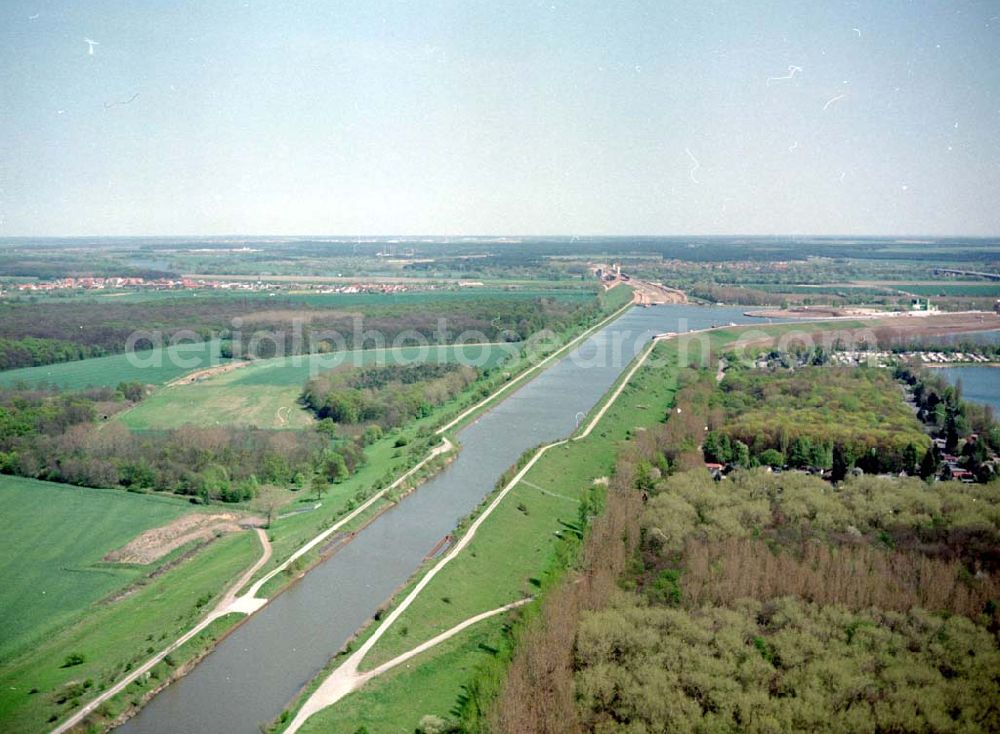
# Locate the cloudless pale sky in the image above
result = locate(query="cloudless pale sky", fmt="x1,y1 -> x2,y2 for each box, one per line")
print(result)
1,1 -> 998,236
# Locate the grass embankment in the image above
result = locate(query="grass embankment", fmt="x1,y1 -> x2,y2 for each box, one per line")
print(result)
284,336 -> 683,733
0,479 -> 257,733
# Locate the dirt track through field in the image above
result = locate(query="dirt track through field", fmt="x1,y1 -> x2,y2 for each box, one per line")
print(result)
103,513 -> 253,564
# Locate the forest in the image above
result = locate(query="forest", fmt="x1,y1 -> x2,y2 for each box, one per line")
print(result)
0,384 -> 361,502
0,292 -> 595,370
302,362 -> 478,432
487,378 -> 1000,734
704,365 -> 932,475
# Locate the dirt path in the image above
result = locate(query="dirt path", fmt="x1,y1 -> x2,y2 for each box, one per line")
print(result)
629,278 -> 687,305
51,528 -> 271,734
237,437 -> 454,603
166,359 -> 251,387
103,513 -> 249,565
282,433 -> 562,733
285,599 -> 532,733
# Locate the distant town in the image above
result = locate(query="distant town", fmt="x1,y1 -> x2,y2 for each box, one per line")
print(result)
1,275 -> 416,296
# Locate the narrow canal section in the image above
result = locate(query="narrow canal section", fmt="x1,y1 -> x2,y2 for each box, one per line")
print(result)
118,305 -> 755,734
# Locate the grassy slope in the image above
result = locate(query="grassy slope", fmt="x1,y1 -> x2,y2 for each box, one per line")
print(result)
0,476 -> 197,661
119,344 -> 517,431
300,627 -> 505,734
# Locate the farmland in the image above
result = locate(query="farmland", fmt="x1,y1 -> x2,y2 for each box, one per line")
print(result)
0,530 -> 256,734
0,474 -> 264,734
0,476 -> 199,661
0,340 -> 225,390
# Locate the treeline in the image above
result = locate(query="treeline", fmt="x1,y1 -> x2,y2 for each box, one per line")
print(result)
0,385 -> 362,502
227,296 -> 595,359
896,364 -> 1000,482
889,338 -> 1000,357
0,293 -> 597,370
0,337 -> 108,372
302,363 -> 477,431
687,281 -> 794,306
708,365 -> 931,475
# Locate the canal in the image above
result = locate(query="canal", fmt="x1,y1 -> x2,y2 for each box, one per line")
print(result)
118,304 -> 755,734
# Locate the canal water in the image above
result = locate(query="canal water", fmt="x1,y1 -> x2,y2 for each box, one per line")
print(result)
117,305 -> 755,734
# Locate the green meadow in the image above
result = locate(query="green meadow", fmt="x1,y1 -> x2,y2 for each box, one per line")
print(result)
119,343 -> 519,431
0,475 -> 263,734
0,529 -> 257,734
899,283 -> 1000,297
0,476 -> 198,662
0,340 -> 225,390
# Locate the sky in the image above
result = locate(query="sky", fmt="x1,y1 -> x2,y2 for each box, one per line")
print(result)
1,0 -> 998,237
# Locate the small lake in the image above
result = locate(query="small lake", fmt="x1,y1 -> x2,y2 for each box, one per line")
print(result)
937,365 -> 1000,414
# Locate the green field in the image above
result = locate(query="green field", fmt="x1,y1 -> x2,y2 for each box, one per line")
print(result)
120,343 -> 519,430
898,283 -> 1000,297
0,340 -> 225,390
0,476 -> 202,662
0,530 -> 256,734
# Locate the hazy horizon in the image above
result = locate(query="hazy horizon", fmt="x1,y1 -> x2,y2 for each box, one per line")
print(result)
2,1 -> 999,238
